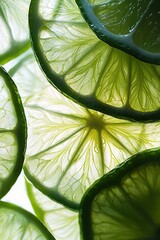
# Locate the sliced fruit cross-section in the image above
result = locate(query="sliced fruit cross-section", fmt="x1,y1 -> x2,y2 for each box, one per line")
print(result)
0,0 -> 30,64
0,67 -> 26,198
0,201 -> 55,239
26,180 -> 80,240
23,84 -> 160,209
29,0 -> 160,122
80,148 -> 160,240
13,54 -> 160,210
76,0 -> 160,64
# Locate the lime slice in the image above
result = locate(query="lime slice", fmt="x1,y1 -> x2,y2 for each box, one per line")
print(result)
0,0 -> 30,65
29,0 -> 160,122
76,0 -> 160,64
80,148 -> 160,240
8,52 -> 160,209
26,180 -> 80,240
0,67 -> 26,198
7,50 -> 49,103
0,201 -> 55,239
14,54 -> 159,209
23,85 -> 160,209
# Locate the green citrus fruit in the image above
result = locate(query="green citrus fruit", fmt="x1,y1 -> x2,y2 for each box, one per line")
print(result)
7,50 -> 49,103
0,0 -> 30,65
0,201 -> 55,239
10,53 -> 159,209
0,67 -> 26,198
26,180 -> 80,240
80,148 -> 160,240
29,0 -> 160,122
76,0 -> 160,65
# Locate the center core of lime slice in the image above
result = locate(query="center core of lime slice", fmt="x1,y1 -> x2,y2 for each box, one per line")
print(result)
86,113 -> 105,131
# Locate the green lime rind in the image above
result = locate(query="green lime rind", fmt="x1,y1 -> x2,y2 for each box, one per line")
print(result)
26,180 -> 80,240
80,147 -> 160,240
0,1 -> 30,65
0,67 -> 27,198
29,0 -> 160,122
76,0 -> 160,65
0,201 -> 55,239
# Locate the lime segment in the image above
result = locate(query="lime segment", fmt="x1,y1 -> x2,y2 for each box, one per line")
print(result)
26,180 -> 80,240
0,201 -> 55,239
76,0 -> 160,64
0,67 -> 26,198
0,0 -> 30,64
80,148 -> 160,240
23,85 -> 160,208
29,0 -> 160,121
11,54 -> 159,209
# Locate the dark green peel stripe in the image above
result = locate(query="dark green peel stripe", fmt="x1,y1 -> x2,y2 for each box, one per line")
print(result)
0,67 -> 27,198
24,166 -> 79,211
0,201 -> 55,239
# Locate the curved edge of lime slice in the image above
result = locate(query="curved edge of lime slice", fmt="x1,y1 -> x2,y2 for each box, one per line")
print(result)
25,180 -> 80,240
25,180 -> 45,219
29,0 -> 160,122
0,67 -> 27,198
0,201 -> 55,239
23,167 -> 79,210
76,0 -> 160,65
80,147 -> 160,239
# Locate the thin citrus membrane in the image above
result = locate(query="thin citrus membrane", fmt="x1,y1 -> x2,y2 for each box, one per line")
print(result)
8,52 -> 160,210
0,0 -> 30,65
80,148 -> 160,240
6,50 -> 49,103
0,201 -> 55,239
29,0 -> 160,122
26,180 -> 80,240
0,67 -> 26,198
76,0 -> 160,64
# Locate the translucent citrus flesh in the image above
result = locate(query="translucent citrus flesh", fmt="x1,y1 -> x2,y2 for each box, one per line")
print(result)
80,149 -> 160,240
76,0 -> 160,64
1,2 -> 160,240
8,52 -> 160,209
0,201 -> 55,239
26,181 -> 80,240
0,67 -> 26,198
29,0 -> 160,122
0,0 -> 30,65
